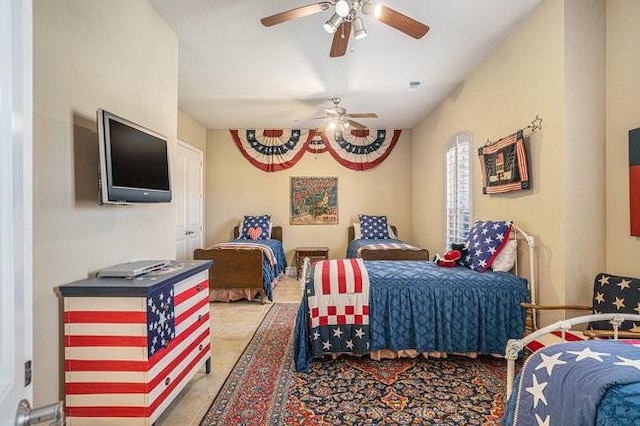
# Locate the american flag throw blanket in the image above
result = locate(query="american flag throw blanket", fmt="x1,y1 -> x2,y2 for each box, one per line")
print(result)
210,241 -> 277,267
307,259 -> 371,355
356,242 -> 423,258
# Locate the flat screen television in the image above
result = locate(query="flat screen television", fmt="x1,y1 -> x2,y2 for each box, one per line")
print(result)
97,109 -> 172,204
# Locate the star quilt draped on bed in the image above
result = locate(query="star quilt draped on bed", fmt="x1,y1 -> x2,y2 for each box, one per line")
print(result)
230,129 -> 401,171
503,340 -> 640,426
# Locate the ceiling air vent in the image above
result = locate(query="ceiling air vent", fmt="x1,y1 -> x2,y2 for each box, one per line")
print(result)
407,81 -> 421,91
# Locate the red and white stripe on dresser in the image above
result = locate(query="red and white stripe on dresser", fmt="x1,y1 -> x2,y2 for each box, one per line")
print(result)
63,269 -> 211,425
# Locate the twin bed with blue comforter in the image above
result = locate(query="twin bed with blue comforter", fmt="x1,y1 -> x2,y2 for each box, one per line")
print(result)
346,224 -> 431,260
194,225 -> 286,303
294,259 -> 530,372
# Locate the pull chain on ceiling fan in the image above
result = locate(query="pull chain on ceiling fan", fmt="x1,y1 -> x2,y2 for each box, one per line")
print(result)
261,1 -> 429,57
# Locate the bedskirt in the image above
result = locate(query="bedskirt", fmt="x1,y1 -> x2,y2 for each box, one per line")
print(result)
294,260 -> 529,371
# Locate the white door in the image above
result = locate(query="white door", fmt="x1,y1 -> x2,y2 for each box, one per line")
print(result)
1,2 -> 63,423
175,142 -> 204,260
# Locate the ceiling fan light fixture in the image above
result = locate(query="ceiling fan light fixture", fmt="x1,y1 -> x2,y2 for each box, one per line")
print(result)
353,17 -> 367,40
323,13 -> 343,34
361,3 -> 382,19
335,0 -> 351,18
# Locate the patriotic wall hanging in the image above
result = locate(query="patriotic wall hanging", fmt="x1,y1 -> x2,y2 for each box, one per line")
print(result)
478,116 -> 541,195
230,129 -> 401,172
478,130 -> 531,194
630,127 -> 640,236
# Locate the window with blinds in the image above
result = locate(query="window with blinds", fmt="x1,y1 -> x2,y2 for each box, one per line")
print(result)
445,132 -> 473,249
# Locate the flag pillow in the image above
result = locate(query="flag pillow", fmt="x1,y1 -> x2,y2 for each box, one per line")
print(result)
240,215 -> 271,240
358,214 -> 390,239
461,220 -> 512,272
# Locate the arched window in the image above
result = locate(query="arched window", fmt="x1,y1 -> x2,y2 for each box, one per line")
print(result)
445,132 -> 473,249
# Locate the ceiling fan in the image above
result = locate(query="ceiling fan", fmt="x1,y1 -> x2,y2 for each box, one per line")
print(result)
260,1 -> 429,57
313,97 -> 378,130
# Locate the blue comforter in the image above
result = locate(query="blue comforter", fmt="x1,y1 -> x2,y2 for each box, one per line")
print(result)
502,340 -> 640,425
230,238 -> 286,301
294,260 -> 529,371
346,238 -> 409,258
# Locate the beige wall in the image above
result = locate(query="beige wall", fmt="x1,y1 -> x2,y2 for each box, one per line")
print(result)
412,0 -> 566,308
562,0 -> 606,304
412,0 -> 607,317
33,0 -> 178,405
178,110 -> 207,152
204,129 -> 413,264
606,0 -> 640,276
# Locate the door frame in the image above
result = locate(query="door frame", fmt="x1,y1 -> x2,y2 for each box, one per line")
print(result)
0,0 -> 34,421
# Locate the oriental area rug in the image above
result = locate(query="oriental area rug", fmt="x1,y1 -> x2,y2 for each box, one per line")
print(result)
200,303 -> 509,425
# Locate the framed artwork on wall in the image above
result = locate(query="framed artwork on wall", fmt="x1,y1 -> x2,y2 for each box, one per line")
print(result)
630,128 -> 640,236
290,176 -> 338,225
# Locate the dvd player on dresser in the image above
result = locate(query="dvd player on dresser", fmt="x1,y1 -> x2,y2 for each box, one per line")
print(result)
96,260 -> 170,278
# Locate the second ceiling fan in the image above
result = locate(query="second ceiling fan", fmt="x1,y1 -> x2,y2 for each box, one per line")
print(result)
315,97 -> 378,131
261,1 -> 429,57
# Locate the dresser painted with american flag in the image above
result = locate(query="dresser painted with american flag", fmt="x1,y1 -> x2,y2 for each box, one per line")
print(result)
59,260 -> 212,425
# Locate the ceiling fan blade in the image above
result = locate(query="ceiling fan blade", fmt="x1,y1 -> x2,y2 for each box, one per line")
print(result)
348,119 -> 367,129
330,21 -> 352,57
348,113 -> 378,119
377,5 -> 430,39
261,2 -> 330,27
293,115 -> 328,123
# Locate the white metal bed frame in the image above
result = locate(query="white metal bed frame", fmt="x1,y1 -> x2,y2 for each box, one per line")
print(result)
504,313 -> 640,398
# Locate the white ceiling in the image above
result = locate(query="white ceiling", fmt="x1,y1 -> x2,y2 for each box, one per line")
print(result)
149,0 -> 543,130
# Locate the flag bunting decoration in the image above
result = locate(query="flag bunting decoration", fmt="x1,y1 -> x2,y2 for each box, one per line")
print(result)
229,129 -> 401,172
319,129 -> 401,171
230,129 -> 311,172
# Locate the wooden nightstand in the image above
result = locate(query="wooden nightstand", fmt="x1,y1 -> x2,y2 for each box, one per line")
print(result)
294,246 -> 330,278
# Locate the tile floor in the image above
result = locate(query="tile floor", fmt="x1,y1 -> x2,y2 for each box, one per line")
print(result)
156,276 -> 303,425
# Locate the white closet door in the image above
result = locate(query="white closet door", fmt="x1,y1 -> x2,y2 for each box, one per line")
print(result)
175,142 -> 203,260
